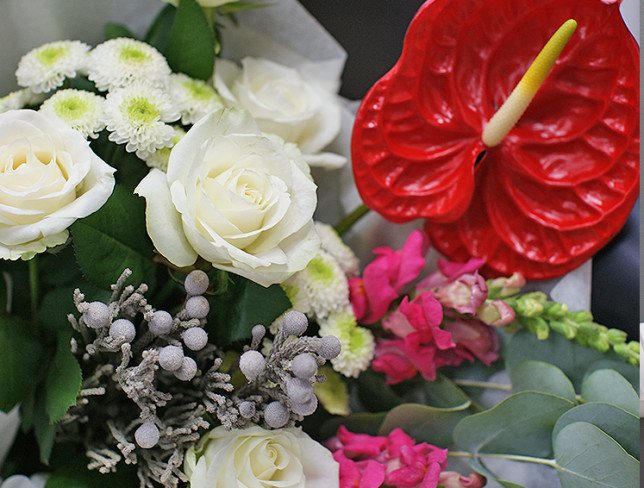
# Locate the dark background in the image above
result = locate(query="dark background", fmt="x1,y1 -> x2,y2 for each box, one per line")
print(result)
298,0 -> 640,337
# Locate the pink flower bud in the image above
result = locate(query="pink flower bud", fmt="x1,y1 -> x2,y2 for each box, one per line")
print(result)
432,273 -> 487,315
477,299 -> 516,327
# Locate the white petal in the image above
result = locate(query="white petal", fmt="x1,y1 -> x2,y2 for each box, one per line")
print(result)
303,151 -> 347,169
134,169 -> 197,268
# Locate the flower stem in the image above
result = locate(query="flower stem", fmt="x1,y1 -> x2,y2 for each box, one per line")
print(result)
448,450 -> 558,468
453,379 -> 512,391
28,256 -> 40,323
335,204 -> 370,237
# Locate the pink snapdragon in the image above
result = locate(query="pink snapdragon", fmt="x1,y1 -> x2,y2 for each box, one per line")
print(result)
418,258 -> 487,314
349,230 -> 428,324
438,471 -> 486,488
327,426 -> 449,488
372,294 -> 499,384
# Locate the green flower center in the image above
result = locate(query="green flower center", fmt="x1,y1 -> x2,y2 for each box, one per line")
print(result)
307,256 -> 335,284
124,97 -> 160,124
54,96 -> 90,120
36,46 -> 68,66
119,45 -> 151,63
182,80 -> 215,101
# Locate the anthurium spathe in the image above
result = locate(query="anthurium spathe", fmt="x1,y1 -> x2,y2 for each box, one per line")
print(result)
351,0 -> 639,279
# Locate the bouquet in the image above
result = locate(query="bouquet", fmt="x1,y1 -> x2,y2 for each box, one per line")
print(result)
0,1 -> 639,487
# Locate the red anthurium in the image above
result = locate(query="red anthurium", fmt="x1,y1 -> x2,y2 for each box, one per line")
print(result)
351,0 -> 639,279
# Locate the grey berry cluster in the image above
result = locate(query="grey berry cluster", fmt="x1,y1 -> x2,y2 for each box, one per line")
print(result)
231,310 -> 341,429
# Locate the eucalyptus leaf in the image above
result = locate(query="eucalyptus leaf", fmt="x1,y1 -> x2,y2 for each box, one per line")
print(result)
45,334 -> 82,423
552,403 -> 639,459
509,360 -> 576,401
70,185 -> 157,292
356,369 -> 403,413
453,391 -> 574,458
423,374 -> 474,409
467,458 -> 526,488
0,316 -> 42,412
217,1 -> 268,14
580,369 -> 638,416
166,0 -> 214,80
207,274 -> 290,347
506,329 -> 604,390
554,422 -> 639,488
319,412 -> 386,440
585,359 -> 639,393
379,401 -> 471,448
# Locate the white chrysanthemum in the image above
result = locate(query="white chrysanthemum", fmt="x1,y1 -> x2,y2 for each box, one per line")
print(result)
315,222 -> 360,276
319,311 -> 375,378
86,38 -> 171,91
16,40 -> 90,93
0,90 -> 37,114
170,73 -> 223,125
104,83 -> 180,159
144,126 -> 186,171
40,89 -> 106,139
282,250 -> 349,320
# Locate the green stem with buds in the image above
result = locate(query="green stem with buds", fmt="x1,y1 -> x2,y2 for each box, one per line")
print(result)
335,204 -> 371,237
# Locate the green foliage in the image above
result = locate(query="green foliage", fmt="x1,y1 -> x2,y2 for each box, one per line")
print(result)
356,369 -> 403,412
34,393 -> 56,464
554,422 -> 638,488
509,360 -> 576,402
217,1 -> 268,15
423,374 -> 475,409
319,412 -> 386,440
70,184 -> 157,291
207,273 -> 291,347
145,5 -> 176,54
379,402 -> 471,448
166,0 -> 215,80
45,334 -> 82,423
580,369 -> 638,416
506,329 -> 605,390
0,316 -> 42,412
104,22 -> 136,41
553,403 -> 639,459
453,391 -> 574,458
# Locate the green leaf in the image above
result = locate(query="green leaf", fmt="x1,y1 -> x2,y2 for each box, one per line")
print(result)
104,22 -> 136,41
506,329 -> 604,390
467,458 -> 526,488
553,403 -> 639,459
509,360 -> 576,401
145,5 -> 176,54
218,1 -> 269,14
0,316 -> 42,412
314,366 -> 349,416
166,0 -> 214,80
45,335 -> 81,423
208,274 -> 290,346
110,148 -> 149,192
580,369 -> 638,416
356,369 -> 403,412
453,391 -> 574,458
554,422 -> 639,488
319,412 -> 386,440
423,374 -> 476,409
40,246 -> 81,287
37,287 -> 76,337
585,359 -> 639,393
70,184 -> 157,292
34,396 -> 56,464
379,401 -> 472,448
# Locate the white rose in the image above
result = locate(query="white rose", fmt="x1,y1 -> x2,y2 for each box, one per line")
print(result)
183,426 -> 339,488
0,110 -> 115,260
215,57 -> 346,169
135,108 -> 320,287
